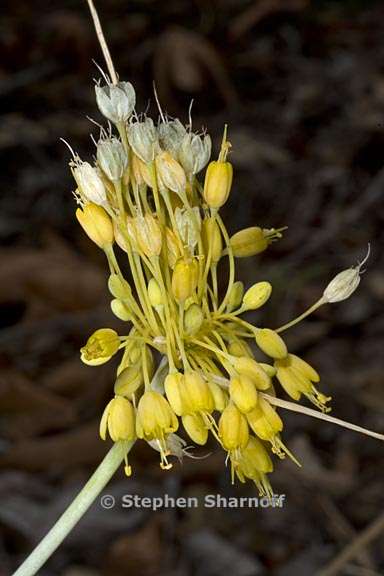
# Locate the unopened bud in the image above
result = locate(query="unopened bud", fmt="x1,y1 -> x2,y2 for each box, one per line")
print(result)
255,328 -> 288,360
76,203 -> 114,248
128,117 -> 158,163
172,258 -> 199,302
148,278 -> 163,309
99,395 -> 136,442
114,364 -> 144,398
165,227 -> 182,268
203,160 -> 233,209
95,81 -> 136,124
202,217 -> 223,264
97,138 -> 128,181
184,303 -> 204,334
108,274 -> 132,299
242,281 -> 272,311
111,299 -> 131,321
226,281 -> 244,312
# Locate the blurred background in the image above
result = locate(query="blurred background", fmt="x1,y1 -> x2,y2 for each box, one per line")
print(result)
1,0 -> 384,574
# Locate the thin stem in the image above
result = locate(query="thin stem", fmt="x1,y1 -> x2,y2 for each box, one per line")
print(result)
86,0 -> 118,84
13,441 -> 134,576
262,393 -> 384,442
275,298 -> 325,333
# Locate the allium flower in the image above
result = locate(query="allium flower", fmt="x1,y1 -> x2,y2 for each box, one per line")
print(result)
69,76 -> 368,493
95,80 -> 136,124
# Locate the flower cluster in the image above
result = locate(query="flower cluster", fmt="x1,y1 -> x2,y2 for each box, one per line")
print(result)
70,77 -> 364,497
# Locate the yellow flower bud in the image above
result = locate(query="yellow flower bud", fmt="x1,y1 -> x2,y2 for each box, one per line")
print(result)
227,339 -> 253,358
164,372 -> 191,416
182,413 -> 208,445
255,328 -> 288,360
242,281 -> 272,311
155,151 -> 186,196
165,227 -> 182,269
202,217 -> 223,264
172,258 -> 198,302
81,328 -> 120,366
108,274 -> 131,299
259,363 -> 276,378
219,403 -> 249,451
134,214 -> 162,257
231,356 -> 272,391
184,303 -> 204,335
114,363 -> 144,398
207,380 -> 228,412
203,160 -> 233,209
136,391 -> 178,440
148,278 -> 163,309
229,374 -> 258,413
111,299 -> 131,321
76,203 -> 114,248
184,371 -> 214,413
99,396 -> 135,442
226,281 -> 244,312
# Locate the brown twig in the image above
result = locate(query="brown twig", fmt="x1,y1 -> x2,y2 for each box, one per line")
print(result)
316,512 -> 384,576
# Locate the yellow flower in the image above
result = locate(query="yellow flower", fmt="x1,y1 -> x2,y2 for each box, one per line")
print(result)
99,396 -> 135,442
229,374 -> 258,413
172,258 -> 198,302
81,328 -> 120,365
76,203 -> 114,248
136,391 -> 179,469
231,356 -> 272,390
182,413 -> 208,445
219,403 -> 249,452
236,436 -> 274,497
164,372 -> 191,416
275,354 -> 331,412
202,217 -> 223,264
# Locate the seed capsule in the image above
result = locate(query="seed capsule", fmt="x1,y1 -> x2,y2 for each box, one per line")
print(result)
73,161 -> 107,206
97,137 -> 128,182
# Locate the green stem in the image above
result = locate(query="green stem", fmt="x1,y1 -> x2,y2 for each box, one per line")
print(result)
275,298 -> 325,333
13,441 -> 134,576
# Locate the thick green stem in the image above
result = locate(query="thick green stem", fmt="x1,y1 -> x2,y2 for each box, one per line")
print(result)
13,440 -> 134,576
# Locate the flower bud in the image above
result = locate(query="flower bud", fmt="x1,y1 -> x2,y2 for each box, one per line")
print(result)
158,119 -> 187,157
182,413 -> 208,445
178,132 -> 212,175
229,375 -> 258,413
226,281 -> 244,312
207,380 -> 228,412
97,137 -> 128,181
108,274 -> 132,299
76,203 -> 114,248
111,299 -> 131,321
229,227 -> 283,258
155,151 -> 186,196
184,303 -> 204,335
114,363 -> 144,398
148,278 -> 163,309
242,281 -> 272,311
232,356 -> 272,391
164,372 -> 191,416
134,214 -> 162,257
219,403 -> 249,451
81,328 -> 120,366
255,328 -> 288,360
184,371 -> 214,413
172,258 -> 198,302
95,81 -> 135,124
202,218 -> 223,264
228,339 -> 253,358
99,396 -> 136,442
73,161 -> 107,206
165,227 -> 182,268
128,117 -> 158,163
203,160 -> 233,209
247,397 -> 283,441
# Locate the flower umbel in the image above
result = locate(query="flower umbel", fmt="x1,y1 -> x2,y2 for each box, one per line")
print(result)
70,75 -> 366,494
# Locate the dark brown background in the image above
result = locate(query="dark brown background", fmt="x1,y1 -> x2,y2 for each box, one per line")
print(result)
1,1 -> 384,575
